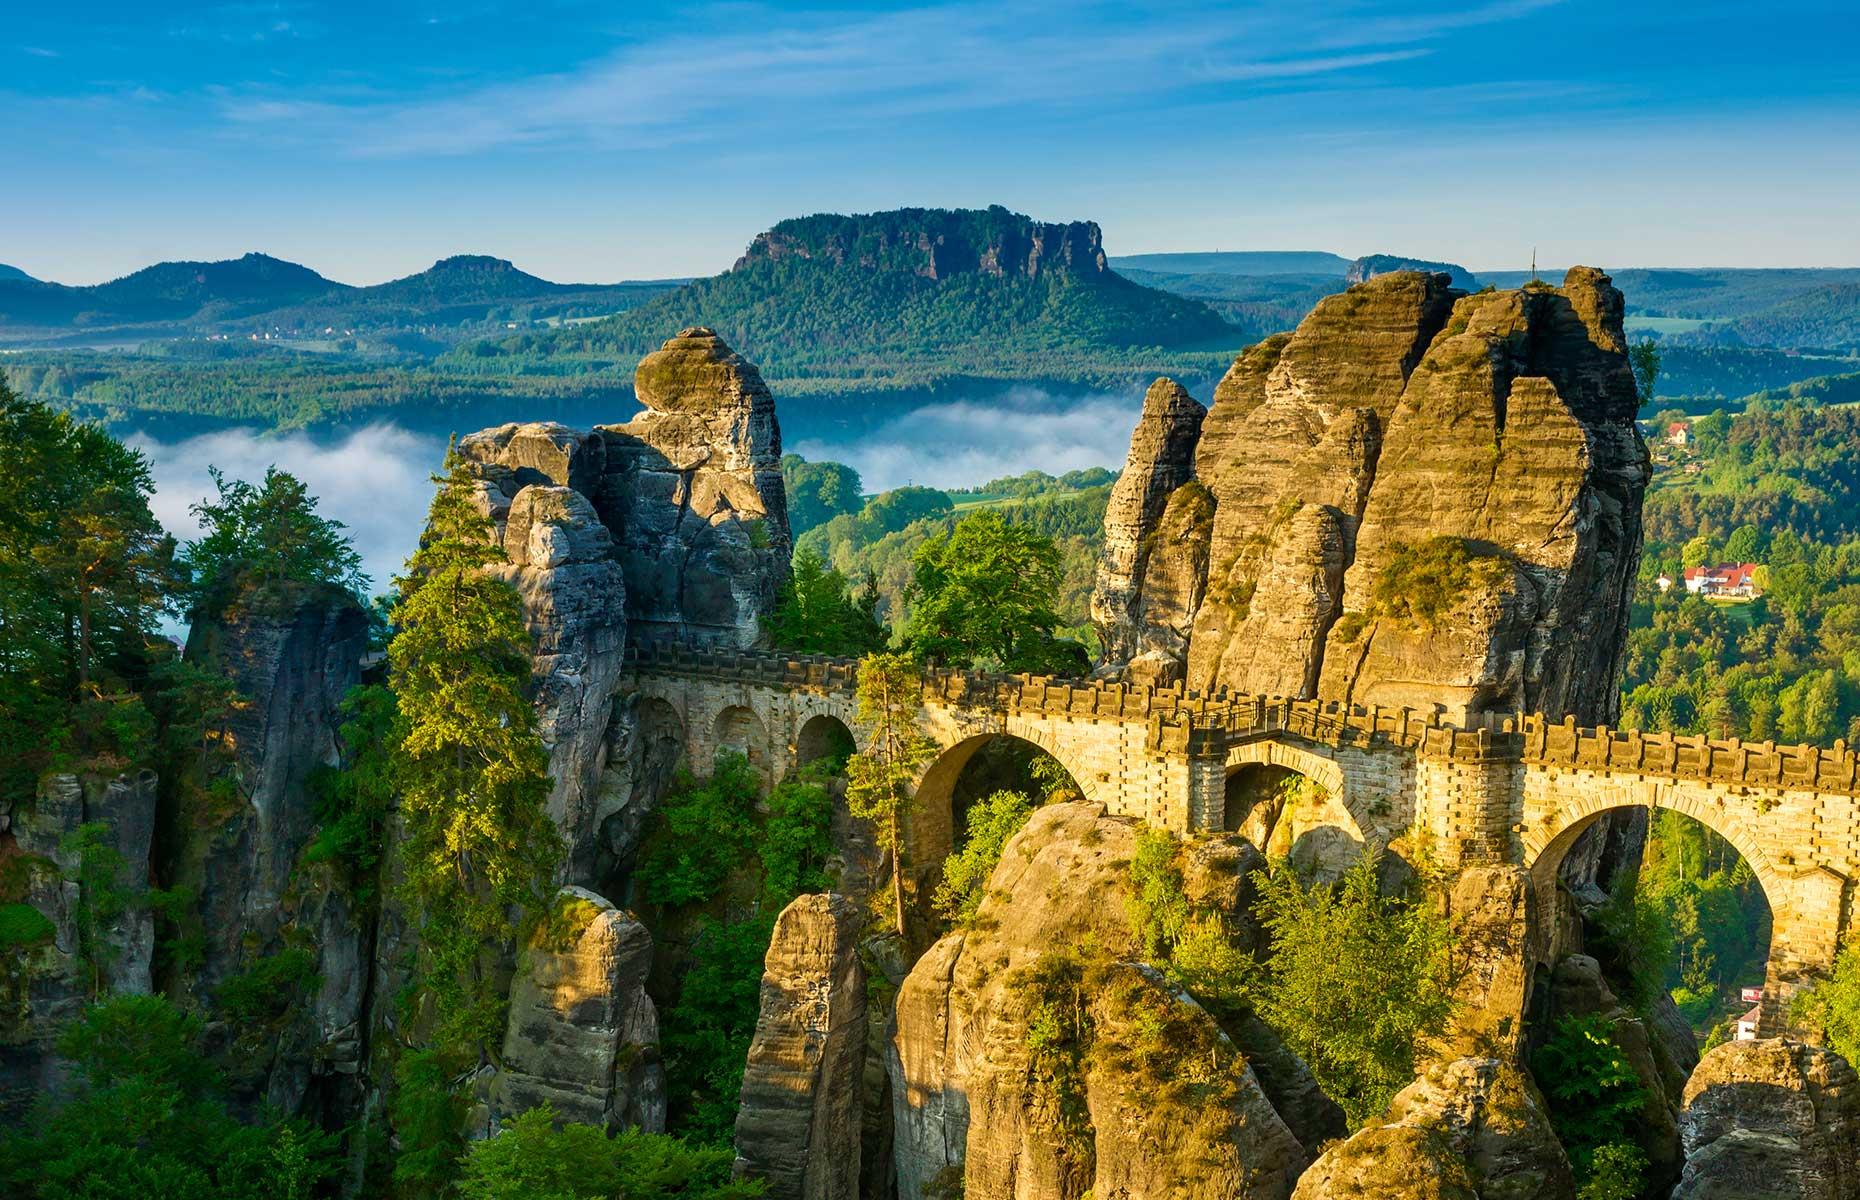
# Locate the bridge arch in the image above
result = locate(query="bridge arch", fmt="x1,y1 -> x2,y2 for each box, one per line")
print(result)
1222,739 -> 1392,882
1521,782 -> 1787,921
1518,774 -> 1837,1032
794,712 -> 856,771
908,730 -> 1087,892
711,704 -> 771,779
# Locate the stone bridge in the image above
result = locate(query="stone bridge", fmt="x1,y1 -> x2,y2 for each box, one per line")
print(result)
624,643 -> 1860,1029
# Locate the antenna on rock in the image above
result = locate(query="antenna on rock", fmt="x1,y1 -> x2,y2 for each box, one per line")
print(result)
1531,247 -> 1538,284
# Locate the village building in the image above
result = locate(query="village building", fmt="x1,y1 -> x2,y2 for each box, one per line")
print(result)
1684,562 -> 1762,599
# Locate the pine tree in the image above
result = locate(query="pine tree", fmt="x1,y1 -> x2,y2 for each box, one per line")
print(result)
845,652 -> 936,939
388,448 -> 561,1055
179,465 -> 367,618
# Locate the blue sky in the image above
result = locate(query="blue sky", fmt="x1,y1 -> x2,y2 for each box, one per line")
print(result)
6,0 -> 1858,285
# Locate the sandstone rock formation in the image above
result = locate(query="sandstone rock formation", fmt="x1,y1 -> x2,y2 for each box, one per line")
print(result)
1093,268 -> 1648,727
734,893 -> 867,1200
1,768 -> 160,1110
602,327 -> 791,646
1545,953 -> 1683,1188
172,586 -> 371,1114
490,887 -> 665,1133
452,328 -> 791,884
1091,377 -> 1207,683
178,588 -> 369,990
1318,271 -> 1648,722
1291,1057 -> 1574,1200
12,770 -> 159,1000
890,802 -> 1315,1200
485,484 -> 629,879
1675,1038 -> 1860,1200
1439,865 -> 1539,1062
455,327 -> 790,654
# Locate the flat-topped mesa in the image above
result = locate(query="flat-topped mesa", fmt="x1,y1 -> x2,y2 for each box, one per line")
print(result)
1091,267 -> 1649,726
739,206 -> 1108,281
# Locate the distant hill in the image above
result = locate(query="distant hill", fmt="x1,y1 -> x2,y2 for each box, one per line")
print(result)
481,206 -> 1241,392
0,251 -> 677,348
0,264 -> 37,283
0,252 -> 335,330
1116,268 -> 1341,342
1477,267 -> 1860,349
1117,251 -> 1474,341
1107,250 -> 1353,277
1347,254 -> 1477,290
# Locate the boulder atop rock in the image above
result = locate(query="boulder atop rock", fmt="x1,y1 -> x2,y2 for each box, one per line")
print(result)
456,420 -> 605,496
1674,1038 -> 1860,1200
633,326 -> 774,416
502,485 -> 614,571
1292,1057 -> 1574,1200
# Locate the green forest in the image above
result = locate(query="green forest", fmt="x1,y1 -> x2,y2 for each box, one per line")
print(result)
11,372 -> 1860,1199
1623,402 -> 1860,744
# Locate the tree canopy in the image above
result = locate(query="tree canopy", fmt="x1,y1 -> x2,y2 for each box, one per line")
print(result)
0,383 -> 172,801
179,465 -> 367,619
781,454 -> 863,537
764,548 -> 886,657
900,510 -> 1088,674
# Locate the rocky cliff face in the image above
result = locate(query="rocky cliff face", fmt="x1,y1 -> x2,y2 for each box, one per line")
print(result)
173,587 -> 372,1114
1,769 -> 159,1111
1094,268 -> 1648,726
1675,1038 -> 1860,1200
178,589 -> 369,991
488,887 -> 664,1134
1090,378 -> 1207,683
734,893 -> 868,1200
453,328 -> 791,883
890,803 -> 1318,1200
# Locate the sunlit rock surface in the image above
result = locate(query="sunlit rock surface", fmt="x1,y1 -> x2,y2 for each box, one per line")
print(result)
734,893 -> 867,1200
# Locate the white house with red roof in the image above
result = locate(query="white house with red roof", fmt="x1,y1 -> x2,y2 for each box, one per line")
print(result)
1683,563 -> 1762,599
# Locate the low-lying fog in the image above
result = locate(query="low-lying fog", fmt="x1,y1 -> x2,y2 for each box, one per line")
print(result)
790,386 -> 1147,493
129,424 -> 446,600
129,385 -> 1150,601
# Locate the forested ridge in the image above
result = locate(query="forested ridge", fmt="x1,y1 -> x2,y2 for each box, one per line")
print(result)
463,206 -> 1241,393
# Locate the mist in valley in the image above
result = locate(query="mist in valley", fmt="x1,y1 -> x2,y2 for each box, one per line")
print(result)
127,384 -> 1151,603
129,422 -> 446,604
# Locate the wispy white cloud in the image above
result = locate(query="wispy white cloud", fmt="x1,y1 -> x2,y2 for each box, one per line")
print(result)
209,0 -> 1561,158
21,45 -> 59,58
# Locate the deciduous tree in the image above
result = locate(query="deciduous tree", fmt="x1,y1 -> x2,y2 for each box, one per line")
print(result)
901,510 -> 1087,673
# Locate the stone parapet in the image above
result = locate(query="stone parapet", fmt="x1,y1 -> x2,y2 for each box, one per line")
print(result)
1517,714 -> 1860,796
